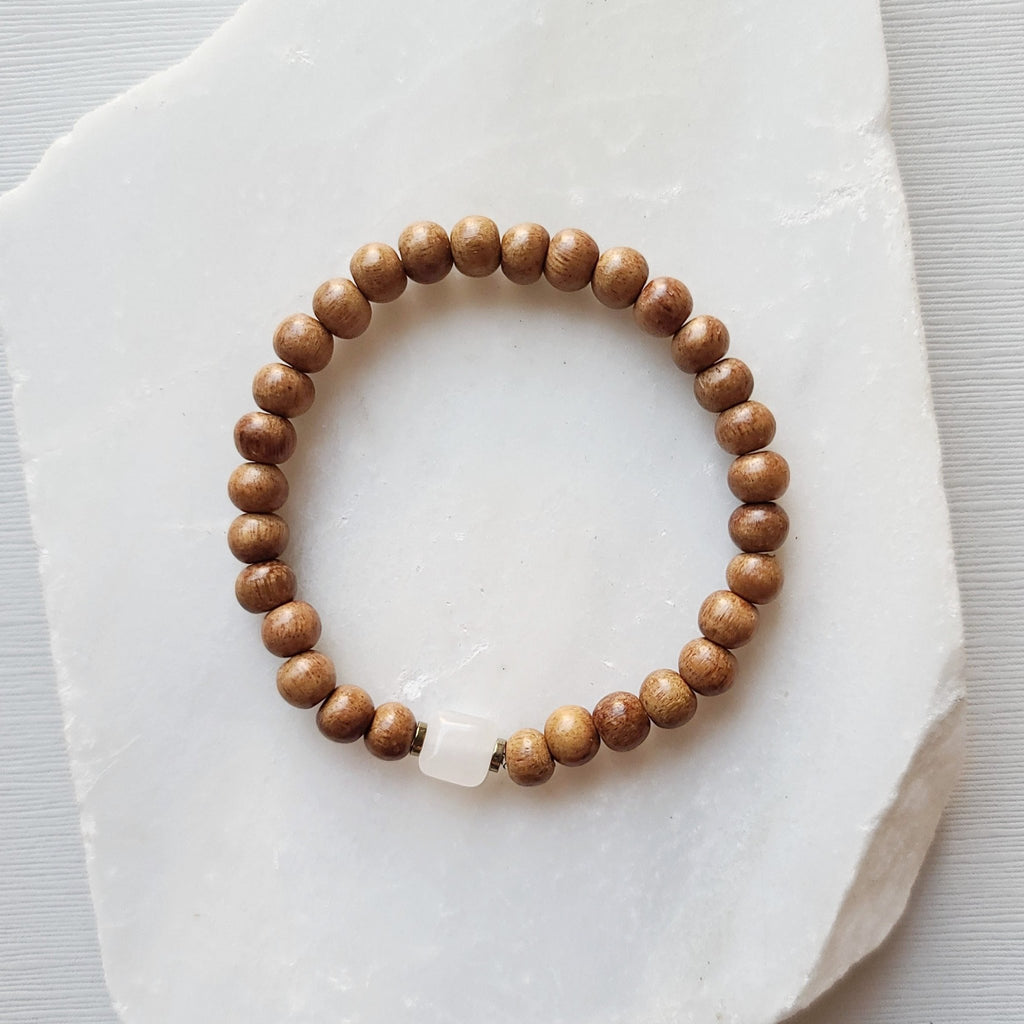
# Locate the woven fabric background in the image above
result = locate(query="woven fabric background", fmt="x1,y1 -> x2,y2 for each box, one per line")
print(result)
1,2 -> 1021,1020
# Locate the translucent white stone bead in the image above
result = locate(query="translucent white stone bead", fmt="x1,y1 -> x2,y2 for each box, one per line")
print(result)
417,710 -> 499,787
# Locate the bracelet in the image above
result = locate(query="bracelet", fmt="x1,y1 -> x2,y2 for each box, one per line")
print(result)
227,217 -> 789,789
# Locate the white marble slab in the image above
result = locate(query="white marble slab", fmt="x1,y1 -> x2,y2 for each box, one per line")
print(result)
0,1 -> 964,1021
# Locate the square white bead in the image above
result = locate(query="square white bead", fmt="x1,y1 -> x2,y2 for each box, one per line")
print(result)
417,710 -> 499,788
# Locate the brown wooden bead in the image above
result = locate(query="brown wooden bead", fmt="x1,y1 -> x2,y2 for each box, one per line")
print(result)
715,401 -> 777,455
500,223 -> 549,285
693,358 -> 754,413
252,363 -> 315,418
261,600 -> 322,657
234,560 -> 296,613
544,228 -> 599,292
364,702 -> 417,760
543,705 -> 601,767
592,691 -> 650,752
273,313 -> 334,373
698,590 -> 759,649
312,278 -> 372,339
639,669 -> 698,729
729,502 -> 790,552
726,553 -> 784,604
349,242 -> 407,303
450,216 -> 501,278
228,462 -> 288,513
678,637 -> 736,696
728,451 -> 790,502
633,276 -> 694,337
227,512 -> 289,563
317,684 -> 375,743
672,315 -> 730,373
276,650 -> 336,709
591,247 -> 649,308
505,728 -> 556,786
233,411 -> 297,465
398,220 -> 453,284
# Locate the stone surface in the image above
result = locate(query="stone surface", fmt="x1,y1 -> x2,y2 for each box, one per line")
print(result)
418,710 -> 499,787
0,2 -> 965,1024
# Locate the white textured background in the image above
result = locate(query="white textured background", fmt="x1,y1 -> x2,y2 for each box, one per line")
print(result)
0,2 -> 1020,1022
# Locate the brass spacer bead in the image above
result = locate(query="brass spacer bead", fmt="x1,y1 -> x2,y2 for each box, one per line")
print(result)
410,721 -> 428,757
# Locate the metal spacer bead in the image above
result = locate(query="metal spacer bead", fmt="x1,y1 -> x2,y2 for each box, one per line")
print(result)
410,721 -> 428,757
489,737 -> 507,773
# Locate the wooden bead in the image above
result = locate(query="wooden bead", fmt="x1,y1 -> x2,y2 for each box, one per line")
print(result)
317,684 -> 375,743
312,278 -> 372,339
698,590 -> 759,649
273,313 -> 334,373
228,462 -> 288,513
591,247 -> 649,308
678,637 -> 736,696
729,502 -> 790,552
633,276 -> 694,337
728,451 -> 790,502
672,315 -> 729,373
261,600 -> 322,657
398,220 -> 453,284
234,560 -> 296,613
726,553 -> 784,604
252,363 -> 315,418
693,358 -> 754,412
505,728 -> 556,786
715,401 -> 777,455
364,702 -> 417,760
543,705 -> 601,767
349,242 -> 407,303
227,512 -> 289,563
276,650 -> 337,709
544,227 -> 599,292
592,691 -> 650,752
233,411 -> 297,465
450,216 -> 501,278
639,669 -> 697,729
500,223 -> 549,285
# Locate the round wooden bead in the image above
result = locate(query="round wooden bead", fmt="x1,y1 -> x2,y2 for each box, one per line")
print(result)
505,728 -> 556,786
592,691 -> 650,752
312,278 -> 372,339
693,358 -> 754,413
500,223 -> 549,285
261,600 -> 322,657
678,637 -> 736,696
349,242 -> 407,303
543,705 -> 601,767
233,411 -> 297,465
728,450 -> 790,502
544,228 -> 599,292
698,590 -> 759,649
252,363 -> 315,418
672,315 -> 730,373
364,702 -> 417,760
633,276 -> 694,337
715,400 -> 777,455
639,669 -> 698,729
450,216 -> 501,278
228,462 -> 289,513
317,684 -> 375,743
729,502 -> 790,552
726,553 -> 784,604
273,313 -> 334,373
234,560 -> 296,613
276,650 -> 337,709
398,220 -> 454,284
227,512 -> 289,563
591,247 -> 649,308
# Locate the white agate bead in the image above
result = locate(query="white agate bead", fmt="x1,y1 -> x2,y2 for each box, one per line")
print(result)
417,710 -> 499,787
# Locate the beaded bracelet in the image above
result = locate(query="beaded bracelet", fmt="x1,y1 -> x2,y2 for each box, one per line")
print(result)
227,217 -> 789,788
